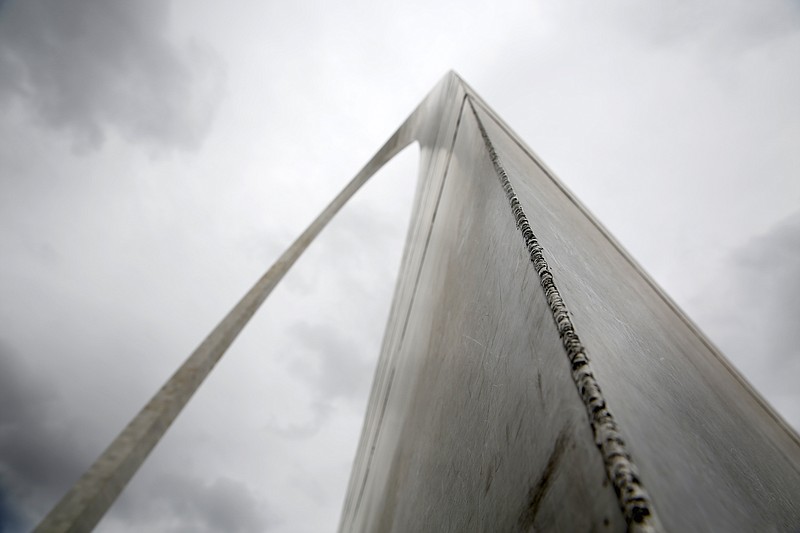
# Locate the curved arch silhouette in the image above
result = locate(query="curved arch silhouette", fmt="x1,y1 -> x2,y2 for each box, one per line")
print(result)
33,71 -> 457,533
36,72 -> 800,533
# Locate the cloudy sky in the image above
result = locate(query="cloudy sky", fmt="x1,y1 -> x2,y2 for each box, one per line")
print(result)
0,0 -> 798,531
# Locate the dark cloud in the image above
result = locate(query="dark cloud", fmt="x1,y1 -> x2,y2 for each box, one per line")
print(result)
734,213 -> 800,401
0,344 -> 89,532
0,1 -> 796,532
0,488 -> 24,533
0,341 -> 276,533
701,212 -> 800,430
0,0 -> 224,151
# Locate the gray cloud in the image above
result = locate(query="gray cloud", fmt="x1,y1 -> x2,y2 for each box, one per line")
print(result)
0,344 -> 88,532
0,343 -> 276,533
589,0 -> 800,48
0,490 -> 23,533
0,1 -> 797,532
700,211 -> 800,430
0,0 -> 224,151
261,306 -> 387,440
106,472 -> 275,533
288,322 -> 374,402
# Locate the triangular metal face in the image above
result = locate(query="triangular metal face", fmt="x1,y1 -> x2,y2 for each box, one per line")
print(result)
339,73 -> 800,533
35,73 -> 800,533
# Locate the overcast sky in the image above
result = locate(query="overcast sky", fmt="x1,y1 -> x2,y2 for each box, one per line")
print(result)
0,1 -> 798,531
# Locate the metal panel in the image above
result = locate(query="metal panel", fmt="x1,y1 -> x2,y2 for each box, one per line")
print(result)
339,74 -> 800,532
35,72 -> 800,532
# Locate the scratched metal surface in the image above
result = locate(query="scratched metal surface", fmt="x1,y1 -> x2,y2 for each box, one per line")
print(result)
340,80 -> 626,532
36,71 -> 799,532
339,74 -> 800,532
472,102 -> 800,532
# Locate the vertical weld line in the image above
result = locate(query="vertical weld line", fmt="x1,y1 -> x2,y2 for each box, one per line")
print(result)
470,96 -> 800,452
466,97 -> 659,532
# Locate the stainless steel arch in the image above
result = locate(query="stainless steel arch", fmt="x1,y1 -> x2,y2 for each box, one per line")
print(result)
33,71 -> 457,533
35,72 -> 800,532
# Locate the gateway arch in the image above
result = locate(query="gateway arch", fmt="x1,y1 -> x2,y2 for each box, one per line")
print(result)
36,73 -> 800,532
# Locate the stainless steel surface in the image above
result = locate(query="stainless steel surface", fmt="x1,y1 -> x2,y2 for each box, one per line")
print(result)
472,98 -> 800,531
339,73 -> 800,532
35,72 -> 800,532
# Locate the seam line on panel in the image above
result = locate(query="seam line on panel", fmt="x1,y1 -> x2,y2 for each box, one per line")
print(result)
466,96 -> 659,533
466,96 -> 800,450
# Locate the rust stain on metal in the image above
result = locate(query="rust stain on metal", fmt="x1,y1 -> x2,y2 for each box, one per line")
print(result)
518,427 -> 570,530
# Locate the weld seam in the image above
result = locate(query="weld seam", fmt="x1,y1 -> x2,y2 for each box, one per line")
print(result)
467,97 -> 658,532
